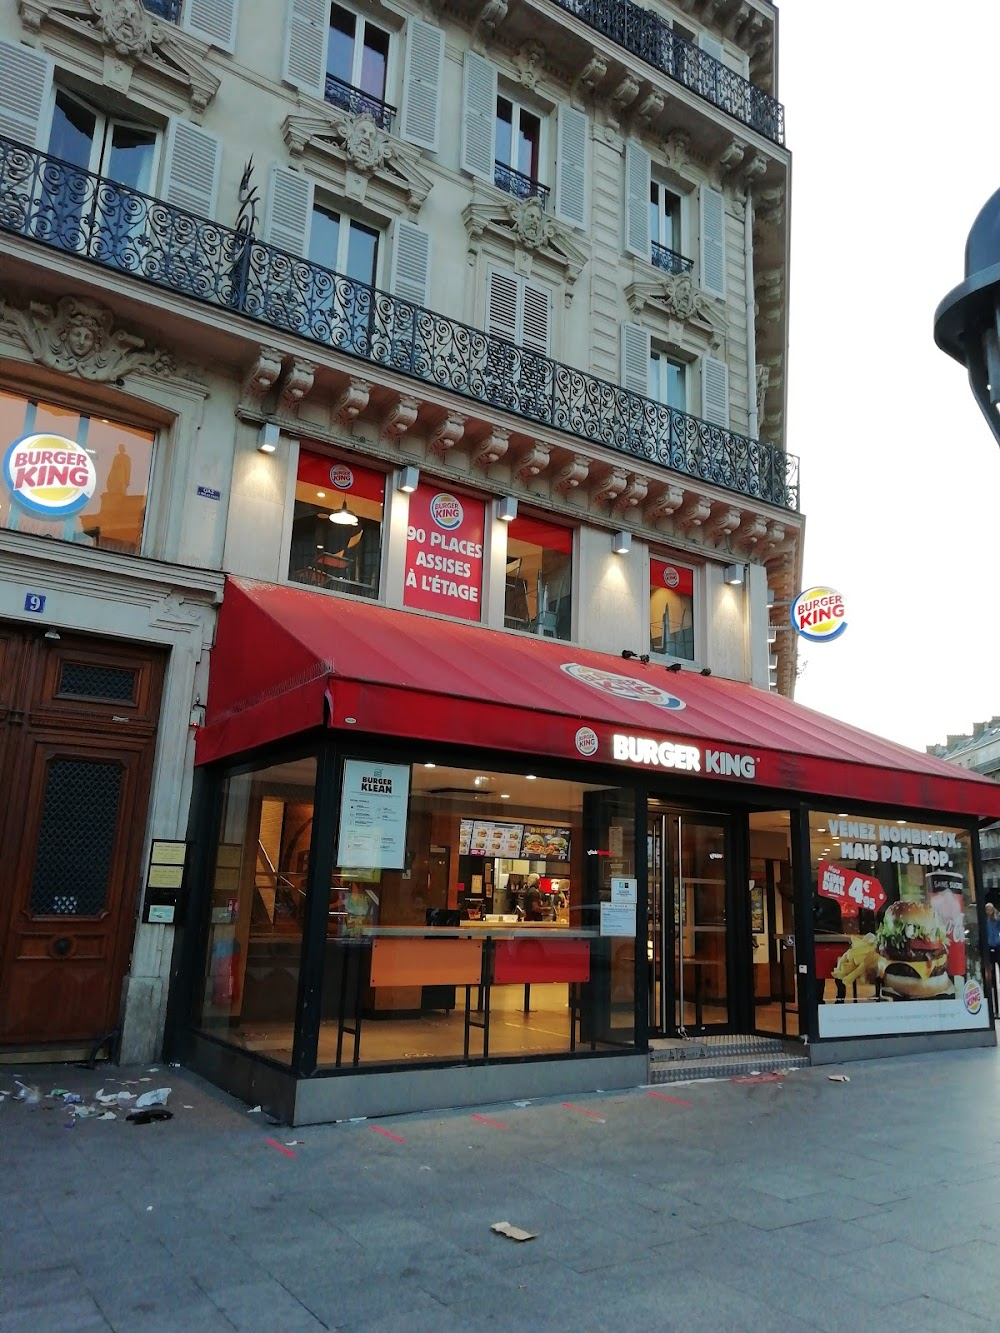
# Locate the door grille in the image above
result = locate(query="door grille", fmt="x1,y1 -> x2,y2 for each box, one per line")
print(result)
30,759 -> 124,916
59,662 -> 138,702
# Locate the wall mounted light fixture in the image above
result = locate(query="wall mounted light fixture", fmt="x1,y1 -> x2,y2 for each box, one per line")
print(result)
397,465 -> 420,493
497,496 -> 518,522
612,531 -> 631,555
257,421 -> 280,453
329,497 -> 359,526
723,562 -> 745,585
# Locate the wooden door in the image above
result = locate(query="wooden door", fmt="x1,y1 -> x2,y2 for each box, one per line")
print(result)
0,630 -> 164,1047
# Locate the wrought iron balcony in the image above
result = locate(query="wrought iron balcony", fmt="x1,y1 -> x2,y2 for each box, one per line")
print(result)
0,135 -> 798,510
494,161 -> 550,209
552,0 -> 784,146
324,75 -> 396,135
650,241 -> 693,276
142,0 -> 181,20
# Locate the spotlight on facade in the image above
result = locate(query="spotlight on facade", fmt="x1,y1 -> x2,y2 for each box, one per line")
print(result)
496,496 -> 518,522
723,562 -> 745,585
257,421 -> 280,453
397,465 -> 420,493
611,530 -> 631,555
935,187 -> 1000,449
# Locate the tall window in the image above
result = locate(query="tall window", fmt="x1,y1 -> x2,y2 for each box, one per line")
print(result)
505,514 -> 573,640
495,96 -> 542,182
287,451 -> 385,599
649,180 -> 681,253
650,351 -> 687,413
650,559 -> 695,660
327,3 -> 390,102
309,204 -> 379,285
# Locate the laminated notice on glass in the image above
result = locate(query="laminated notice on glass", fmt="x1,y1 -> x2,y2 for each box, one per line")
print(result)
338,760 -> 410,869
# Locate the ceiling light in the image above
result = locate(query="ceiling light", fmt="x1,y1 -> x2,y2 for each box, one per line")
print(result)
423,763 -> 436,769
525,774 -> 537,781
316,490 -> 326,498
500,793 -> 510,799
497,496 -> 518,522
257,421 -> 279,453
723,562 -> 745,585
817,827 -> 827,833
397,465 -> 420,493
329,497 -> 358,526
612,530 -> 631,555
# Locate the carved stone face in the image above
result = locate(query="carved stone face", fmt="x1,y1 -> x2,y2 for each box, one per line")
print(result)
344,117 -> 385,172
66,321 -> 98,359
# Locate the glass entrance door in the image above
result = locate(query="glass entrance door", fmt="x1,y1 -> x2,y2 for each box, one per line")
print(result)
649,809 -> 731,1035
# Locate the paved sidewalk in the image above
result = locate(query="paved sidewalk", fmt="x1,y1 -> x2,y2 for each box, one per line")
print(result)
2,1047 -> 1000,1331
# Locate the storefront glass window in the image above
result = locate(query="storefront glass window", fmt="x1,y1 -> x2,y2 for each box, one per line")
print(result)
504,514 -> 573,639
649,558 -> 695,660
317,761 -> 636,1068
0,387 -> 154,554
287,451 -> 384,599
809,811 -> 989,1039
194,757 -> 317,1065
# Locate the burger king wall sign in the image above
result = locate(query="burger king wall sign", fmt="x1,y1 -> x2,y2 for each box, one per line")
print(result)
790,586 -> 846,642
3,433 -> 97,519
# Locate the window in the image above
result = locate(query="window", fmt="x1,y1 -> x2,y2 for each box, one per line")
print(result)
650,351 -> 687,413
143,2 -> 240,50
649,559 -> 695,660
504,514 -> 573,640
495,95 -> 544,200
484,269 -> 553,417
649,180 -> 690,274
308,204 -> 379,285
326,3 -> 393,125
304,203 -> 380,350
0,388 -> 155,555
287,451 -> 385,599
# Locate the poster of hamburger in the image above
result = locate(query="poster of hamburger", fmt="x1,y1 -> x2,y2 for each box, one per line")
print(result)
812,813 -> 988,1038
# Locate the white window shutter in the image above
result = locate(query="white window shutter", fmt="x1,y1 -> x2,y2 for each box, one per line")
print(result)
624,139 -> 651,260
399,17 -> 444,153
522,281 -> 551,355
487,269 -> 520,343
161,120 -> 221,217
183,0 -> 239,52
0,40 -> 53,148
282,0 -> 326,96
699,184 -> 726,298
461,51 -> 497,182
390,220 -> 431,306
555,104 -> 587,230
264,165 -> 313,255
621,322 -> 651,397
701,355 -> 729,428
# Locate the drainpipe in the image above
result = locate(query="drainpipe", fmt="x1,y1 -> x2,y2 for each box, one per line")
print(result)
745,186 -> 758,439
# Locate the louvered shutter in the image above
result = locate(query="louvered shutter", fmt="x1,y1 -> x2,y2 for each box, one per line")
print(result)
399,17 -> 444,152
264,165 -> 313,255
390,220 -> 431,306
487,269 -> 520,343
555,104 -> 587,230
183,0 -> 239,52
282,0 -> 326,96
161,119 -> 221,217
621,322 -> 651,397
624,139 -> 651,260
699,184 -> 726,298
522,281 -> 550,355
0,40 -> 53,147
701,355 -> 729,428
461,51 -> 497,182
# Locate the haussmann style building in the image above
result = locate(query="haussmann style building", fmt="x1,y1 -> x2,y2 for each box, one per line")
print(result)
2,0 -> 1000,1123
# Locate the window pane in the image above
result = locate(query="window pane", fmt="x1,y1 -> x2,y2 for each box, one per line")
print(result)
517,109 -> 541,180
287,450 -> 385,599
105,123 -> 157,193
360,22 -> 389,100
327,4 -> 356,84
308,204 -> 340,266
48,91 -> 97,169
194,757 -> 318,1066
505,514 -> 572,640
650,559 -> 695,659
667,358 -> 686,412
345,220 -> 378,287
496,97 -> 513,167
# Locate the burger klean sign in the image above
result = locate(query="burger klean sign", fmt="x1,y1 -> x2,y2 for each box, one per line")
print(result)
3,433 -> 97,519
403,485 -> 485,623
791,586 -> 846,641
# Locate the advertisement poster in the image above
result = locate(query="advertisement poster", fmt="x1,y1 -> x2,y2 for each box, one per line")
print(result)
812,813 -> 988,1037
336,760 -> 410,870
459,820 -> 524,857
403,486 -> 485,622
520,825 -> 572,861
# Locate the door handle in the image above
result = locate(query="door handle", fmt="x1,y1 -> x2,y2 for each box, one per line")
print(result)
51,937 -> 73,958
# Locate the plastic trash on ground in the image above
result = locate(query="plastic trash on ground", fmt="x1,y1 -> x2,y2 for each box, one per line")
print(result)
134,1087 -> 171,1109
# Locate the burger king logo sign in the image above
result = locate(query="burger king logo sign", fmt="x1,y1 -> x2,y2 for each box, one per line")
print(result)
429,493 -> 463,531
329,464 -> 354,490
3,433 -> 97,519
791,586 -> 847,642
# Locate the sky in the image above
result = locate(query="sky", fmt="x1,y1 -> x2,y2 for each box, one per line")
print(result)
775,2 -> 1000,753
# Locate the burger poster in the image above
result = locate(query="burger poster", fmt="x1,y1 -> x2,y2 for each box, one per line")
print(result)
812,813 -> 988,1039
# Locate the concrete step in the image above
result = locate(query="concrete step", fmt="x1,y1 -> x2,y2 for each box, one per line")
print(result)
649,1034 -> 796,1063
648,1052 -> 810,1084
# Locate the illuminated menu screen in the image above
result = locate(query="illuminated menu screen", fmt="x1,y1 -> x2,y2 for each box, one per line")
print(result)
520,825 -> 571,861
459,820 -> 524,857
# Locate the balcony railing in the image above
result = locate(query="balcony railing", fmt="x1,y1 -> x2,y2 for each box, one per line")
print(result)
142,0 -> 181,20
0,135 -> 798,510
552,0 -> 785,146
324,75 -> 396,135
650,241 -> 693,276
494,161 -> 550,209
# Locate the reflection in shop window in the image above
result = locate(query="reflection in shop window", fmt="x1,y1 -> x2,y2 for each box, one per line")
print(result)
649,557 -> 695,660
503,513 -> 572,639
287,451 -> 384,599
0,387 -> 154,555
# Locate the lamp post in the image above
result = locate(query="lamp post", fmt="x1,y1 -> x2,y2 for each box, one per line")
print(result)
935,188 -> 1000,448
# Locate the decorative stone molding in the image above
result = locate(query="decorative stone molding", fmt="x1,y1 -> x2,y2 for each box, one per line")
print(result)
612,474 -> 649,515
553,455 -> 590,496
18,0 -> 220,114
573,50 -> 608,100
240,346 -> 284,410
676,495 -> 712,533
512,442 -> 551,483
0,291 -> 182,383
283,111 -> 434,217
754,185 -> 785,235
471,427 -> 509,470
427,410 -> 467,456
632,91 -> 664,136
742,153 -> 768,185
626,273 -> 725,344
718,139 -> 748,180
644,483 -> 685,525
381,393 -> 420,440
589,466 -> 628,507
662,130 -> 694,175
732,513 -> 768,551
608,73 -> 641,129
704,503 -> 741,544
463,189 -> 590,290
764,520 -> 787,552
335,378 -> 372,427
755,364 -> 770,425
473,0 -> 508,51
277,358 -> 316,414
513,41 -> 547,90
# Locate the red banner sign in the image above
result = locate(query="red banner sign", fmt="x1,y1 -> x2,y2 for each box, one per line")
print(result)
817,860 -> 887,917
403,486 -> 485,622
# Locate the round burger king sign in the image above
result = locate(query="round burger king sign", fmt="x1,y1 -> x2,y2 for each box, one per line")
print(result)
790,586 -> 847,642
4,433 -> 97,519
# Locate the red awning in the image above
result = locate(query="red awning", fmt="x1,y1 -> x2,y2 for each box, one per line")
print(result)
197,578 -> 1000,820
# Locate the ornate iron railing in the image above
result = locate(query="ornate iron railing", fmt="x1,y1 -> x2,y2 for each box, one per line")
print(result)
142,0 -> 182,21
552,0 -> 785,146
324,75 -> 397,135
651,241 -> 693,276
0,135 -> 798,510
493,161 -> 550,209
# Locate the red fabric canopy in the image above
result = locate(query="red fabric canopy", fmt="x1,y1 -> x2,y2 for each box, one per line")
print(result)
197,578 -> 1000,820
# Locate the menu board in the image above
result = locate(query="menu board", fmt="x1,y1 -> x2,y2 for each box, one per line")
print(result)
337,760 -> 410,869
520,825 -> 571,861
459,819 -> 524,857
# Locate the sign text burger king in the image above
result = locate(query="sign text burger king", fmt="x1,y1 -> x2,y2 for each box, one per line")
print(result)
3,433 -> 97,519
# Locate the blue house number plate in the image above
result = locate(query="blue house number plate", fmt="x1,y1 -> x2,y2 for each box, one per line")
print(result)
24,593 -> 46,613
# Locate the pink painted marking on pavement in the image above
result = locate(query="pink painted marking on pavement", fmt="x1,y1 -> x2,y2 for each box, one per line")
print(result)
471,1114 -> 509,1130
265,1138 -> 296,1157
646,1090 -> 692,1107
370,1125 -> 406,1143
560,1102 -> 606,1120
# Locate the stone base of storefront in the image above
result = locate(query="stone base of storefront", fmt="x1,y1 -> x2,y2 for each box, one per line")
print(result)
808,1027 -> 996,1066
188,1033 -> 647,1126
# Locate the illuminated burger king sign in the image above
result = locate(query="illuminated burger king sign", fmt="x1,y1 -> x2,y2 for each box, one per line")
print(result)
3,433 -> 97,519
791,586 -> 847,642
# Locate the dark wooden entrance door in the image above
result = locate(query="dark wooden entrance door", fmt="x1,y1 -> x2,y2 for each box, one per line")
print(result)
0,627 -> 164,1047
